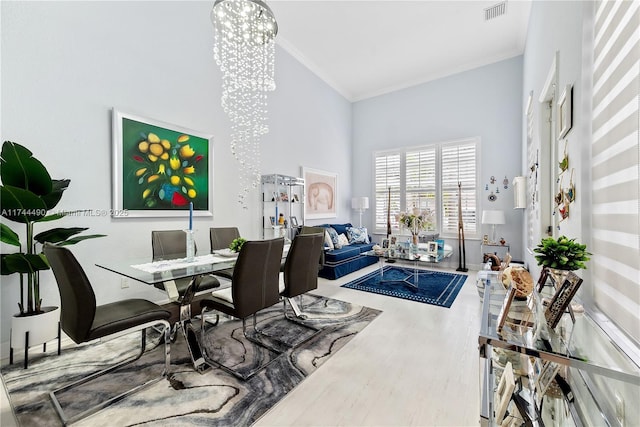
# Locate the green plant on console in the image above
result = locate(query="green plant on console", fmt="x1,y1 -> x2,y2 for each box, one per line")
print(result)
0,141 -> 106,316
229,237 -> 247,253
533,235 -> 591,270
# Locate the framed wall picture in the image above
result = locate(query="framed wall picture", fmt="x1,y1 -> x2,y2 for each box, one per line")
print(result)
112,109 -> 213,218
302,167 -> 337,219
545,271 -> 583,328
557,84 -> 573,139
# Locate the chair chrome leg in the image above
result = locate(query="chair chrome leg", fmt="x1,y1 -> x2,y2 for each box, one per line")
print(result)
282,297 -> 322,340
49,320 -> 171,426
286,297 -> 306,319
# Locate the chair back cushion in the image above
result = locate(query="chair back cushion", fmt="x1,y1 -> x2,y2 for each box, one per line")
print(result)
43,244 -> 97,343
231,237 -> 284,318
151,230 -> 192,259
152,230 -> 187,292
282,233 -> 324,298
209,227 -> 240,251
299,226 -> 324,235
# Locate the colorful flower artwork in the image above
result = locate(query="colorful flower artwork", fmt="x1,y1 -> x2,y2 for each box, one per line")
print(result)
113,110 -> 213,217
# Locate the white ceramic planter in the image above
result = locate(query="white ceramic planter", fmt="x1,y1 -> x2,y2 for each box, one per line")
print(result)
10,306 -> 60,349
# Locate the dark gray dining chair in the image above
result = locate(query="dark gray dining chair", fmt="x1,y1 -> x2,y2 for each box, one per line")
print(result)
151,230 -> 222,295
209,227 -> 240,280
200,237 -> 285,379
298,226 -> 326,268
280,232 -> 325,322
44,243 -> 171,426
210,227 -> 241,251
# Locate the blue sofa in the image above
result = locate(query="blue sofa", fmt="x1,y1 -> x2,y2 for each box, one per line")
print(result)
316,223 -> 378,280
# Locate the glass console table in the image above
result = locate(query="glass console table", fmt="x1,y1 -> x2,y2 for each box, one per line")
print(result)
479,274 -> 640,426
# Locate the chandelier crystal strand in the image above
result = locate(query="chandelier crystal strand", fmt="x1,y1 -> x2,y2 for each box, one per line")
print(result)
212,0 -> 277,207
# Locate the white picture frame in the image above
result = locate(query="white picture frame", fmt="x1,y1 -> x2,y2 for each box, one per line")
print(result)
557,84 -> 573,139
302,167 -> 337,219
426,241 -> 438,254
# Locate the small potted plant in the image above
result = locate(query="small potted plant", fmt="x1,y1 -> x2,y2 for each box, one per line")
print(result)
229,237 -> 247,253
533,235 -> 590,283
1,141 -> 105,354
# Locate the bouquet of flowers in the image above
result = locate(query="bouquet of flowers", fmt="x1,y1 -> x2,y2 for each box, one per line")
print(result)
397,207 -> 434,236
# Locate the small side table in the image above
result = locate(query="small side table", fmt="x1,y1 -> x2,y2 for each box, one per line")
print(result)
481,243 -> 510,263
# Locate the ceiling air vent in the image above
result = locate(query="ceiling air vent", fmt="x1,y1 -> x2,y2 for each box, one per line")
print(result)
484,1 -> 507,21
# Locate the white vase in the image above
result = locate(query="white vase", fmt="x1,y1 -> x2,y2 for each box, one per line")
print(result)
11,306 -> 60,350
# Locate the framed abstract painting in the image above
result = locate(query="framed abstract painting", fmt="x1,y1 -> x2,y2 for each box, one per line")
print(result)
112,109 -> 213,218
302,167 -> 337,219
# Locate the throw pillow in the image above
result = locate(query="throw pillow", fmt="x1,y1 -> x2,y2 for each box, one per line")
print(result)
337,233 -> 350,247
347,226 -> 369,244
324,230 -> 334,250
326,227 -> 340,247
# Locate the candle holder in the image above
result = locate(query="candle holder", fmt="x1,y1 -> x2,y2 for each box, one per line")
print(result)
185,229 -> 195,262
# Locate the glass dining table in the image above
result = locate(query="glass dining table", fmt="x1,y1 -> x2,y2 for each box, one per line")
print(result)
96,252 -> 238,372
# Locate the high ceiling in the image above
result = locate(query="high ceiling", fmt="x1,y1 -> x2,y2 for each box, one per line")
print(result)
269,0 -> 532,101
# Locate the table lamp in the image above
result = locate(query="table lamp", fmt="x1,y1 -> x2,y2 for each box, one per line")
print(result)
351,197 -> 369,227
482,210 -> 505,244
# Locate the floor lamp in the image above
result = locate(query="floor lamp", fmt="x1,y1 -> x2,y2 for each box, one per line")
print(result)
351,197 -> 369,227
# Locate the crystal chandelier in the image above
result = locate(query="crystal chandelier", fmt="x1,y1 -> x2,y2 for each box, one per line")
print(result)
211,0 -> 277,207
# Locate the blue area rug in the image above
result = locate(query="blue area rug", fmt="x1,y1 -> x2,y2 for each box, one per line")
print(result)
341,265 -> 468,308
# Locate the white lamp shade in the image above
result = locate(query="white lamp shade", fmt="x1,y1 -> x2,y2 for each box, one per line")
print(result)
351,197 -> 369,210
482,210 -> 505,225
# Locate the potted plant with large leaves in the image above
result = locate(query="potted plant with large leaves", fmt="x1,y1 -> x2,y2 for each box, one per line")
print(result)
1,141 -> 105,356
533,235 -> 590,284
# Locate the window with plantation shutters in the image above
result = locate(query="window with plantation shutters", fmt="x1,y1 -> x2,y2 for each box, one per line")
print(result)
374,138 -> 478,237
374,152 -> 401,232
591,0 -> 640,343
406,147 -> 436,229
441,142 -> 477,236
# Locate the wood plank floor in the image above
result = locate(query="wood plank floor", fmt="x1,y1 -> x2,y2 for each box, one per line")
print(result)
1,264 -> 482,427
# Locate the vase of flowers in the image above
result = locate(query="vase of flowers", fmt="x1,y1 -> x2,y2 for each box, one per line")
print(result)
397,207 -> 434,249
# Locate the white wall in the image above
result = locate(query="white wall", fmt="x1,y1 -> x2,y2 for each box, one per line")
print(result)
352,56 -> 524,269
521,0 -> 587,278
0,1 -> 352,344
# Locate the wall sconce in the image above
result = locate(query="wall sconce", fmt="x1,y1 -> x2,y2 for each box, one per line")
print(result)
513,176 -> 526,209
351,197 -> 369,227
482,210 -> 505,244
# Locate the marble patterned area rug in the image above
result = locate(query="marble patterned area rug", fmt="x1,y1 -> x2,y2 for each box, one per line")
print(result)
341,265 -> 467,308
2,294 -> 380,426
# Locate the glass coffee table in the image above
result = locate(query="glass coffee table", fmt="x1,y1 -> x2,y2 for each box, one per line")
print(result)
363,246 -> 453,288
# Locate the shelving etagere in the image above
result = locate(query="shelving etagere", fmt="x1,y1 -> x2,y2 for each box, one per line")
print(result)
479,274 -> 640,427
260,174 -> 305,241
